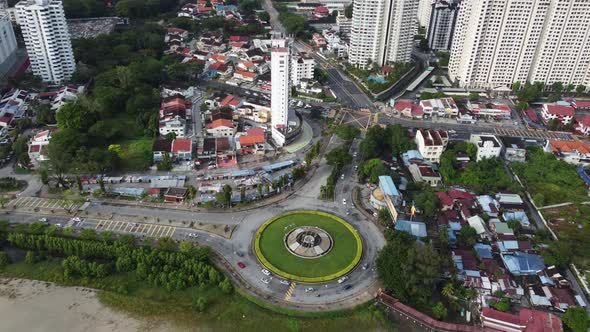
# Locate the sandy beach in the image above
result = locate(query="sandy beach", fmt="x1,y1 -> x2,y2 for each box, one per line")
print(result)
0,278 -> 175,332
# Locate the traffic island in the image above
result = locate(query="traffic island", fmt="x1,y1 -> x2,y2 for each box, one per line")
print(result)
254,210 -> 362,283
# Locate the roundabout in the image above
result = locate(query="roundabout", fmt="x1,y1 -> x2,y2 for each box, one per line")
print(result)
254,210 -> 363,283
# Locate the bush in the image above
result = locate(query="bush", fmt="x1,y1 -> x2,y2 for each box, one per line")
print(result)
0,251 -> 10,268
24,251 -> 36,264
193,296 -> 207,312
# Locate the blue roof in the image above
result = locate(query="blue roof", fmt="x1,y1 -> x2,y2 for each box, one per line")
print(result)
447,228 -> 457,242
379,175 -> 400,197
503,211 -> 530,227
449,221 -> 462,231
395,220 -> 427,238
231,169 -> 255,177
262,160 -> 296,172
402,150 -> 423,166
502,252 -> 545,276
474,243 -> 493,259
578,168 -> 590,185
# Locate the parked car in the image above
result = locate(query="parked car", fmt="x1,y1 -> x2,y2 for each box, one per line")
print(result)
305,287 -> 315,292
343,284 -> 353,290
261,277 -> 270,284
237,262 -> 246,269
342,198 -> 346,205
338,276 -> 349,284
261,269 -> 271,276
38,218 -> 48,223
280,280 -> 290,285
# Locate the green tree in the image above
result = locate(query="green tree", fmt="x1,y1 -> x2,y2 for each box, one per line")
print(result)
258,11 -> 270,22
432,302 -> 447,320
280,13 -> 307,35
511,82 -> 521,91
218,278 -> 233,294
576,85 -> 586,95
542,241 -> 573,268
193,296 -> 207,312
100,230 -> 113,242
344,4 -> 352,18
459,225 -> 477,247
468,92 -> 479,102
0,251 -> 10,268
215,184 -> 232,207
24,251 -> 36,264
325,145 -> 352,167
378,208 -> 391,226
56,100 -> 97,131
334,124 -> 360,141
80,229 -> 97,241
157,152 -> 173,171
179,241 -> 194,254
376,231 -> 450,307
413,186 -> 439,220
156,237 -> 177,251
507,219 -> 520,233
358,159 -> 389,183
563,307 -> 590,332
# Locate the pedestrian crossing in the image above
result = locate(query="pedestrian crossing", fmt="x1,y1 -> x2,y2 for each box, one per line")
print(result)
95,219 -> 176,239
10,196 -> 79,211
284,282 -> 296,301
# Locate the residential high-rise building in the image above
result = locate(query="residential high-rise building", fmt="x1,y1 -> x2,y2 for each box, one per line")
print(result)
270,38 -> 291,147
417,0 -> 432,28
449,0 -> 590,89
349,0 -> 418,68
291,52 -> 315,86
426,0 -> 459,51
16,0 -> 75,84
0,14 -> 17,80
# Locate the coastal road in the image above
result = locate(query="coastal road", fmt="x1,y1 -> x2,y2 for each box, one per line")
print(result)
2,137 -> 386,311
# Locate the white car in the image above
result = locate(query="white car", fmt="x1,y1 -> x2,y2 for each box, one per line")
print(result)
338,276 -> 349,284
261,277 -> 270,284
55,223 -> 62,228
280,280 -> 290,285
305,287 -> 315,292
71,217 -> 82,222
38,218 -> 48,223
342,198 -> 347,205
341,174 -> 345,180
261,269 -> 271,276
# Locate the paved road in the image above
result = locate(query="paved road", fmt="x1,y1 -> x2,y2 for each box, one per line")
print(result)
2,136 -> 385,311
259,0 -> 375,110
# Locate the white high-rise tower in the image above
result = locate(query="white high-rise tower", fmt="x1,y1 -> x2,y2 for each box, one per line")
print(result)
16,0 -> 75,84
270,37 -> 290,147
349,0 -> 419,69
449,0 -> 590,89
0,14 -> 17,79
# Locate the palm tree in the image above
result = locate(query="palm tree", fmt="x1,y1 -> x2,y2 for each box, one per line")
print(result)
442,282 -> 455,299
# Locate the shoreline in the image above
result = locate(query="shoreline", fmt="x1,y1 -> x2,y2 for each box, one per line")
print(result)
0,277 -> 174,332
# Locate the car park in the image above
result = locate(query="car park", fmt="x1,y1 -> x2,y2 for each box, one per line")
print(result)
38,218 -> 48,223
261,269 -> 271,276
337,276 -> 349,284
237,262 -> 246,269
280,280 -> 290,285
343,284 -> 353,290
305,287 -> 315,292
71,217 -> 82,222
261,277 -> 270,284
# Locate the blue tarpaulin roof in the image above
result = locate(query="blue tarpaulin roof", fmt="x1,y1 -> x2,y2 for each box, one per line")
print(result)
577,168 -> 590,185
395,220 -> 427,238
503,211 -> 530,227
502,252 -> 545,276
231,169 -> 255,177
262,160 -> 296,172
379,175 -> 400,197
474,243 -> 493,259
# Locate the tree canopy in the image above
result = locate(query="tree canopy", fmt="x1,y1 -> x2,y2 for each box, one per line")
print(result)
359,124 -> 415,160
376,230 -> 451,308
563,307 -> 590,332
334,124 -> 360,142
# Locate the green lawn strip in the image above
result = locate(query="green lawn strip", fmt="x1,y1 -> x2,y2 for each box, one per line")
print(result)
115,137 -> 154,171
255,211 -> 362,282
0,260 -> 392,332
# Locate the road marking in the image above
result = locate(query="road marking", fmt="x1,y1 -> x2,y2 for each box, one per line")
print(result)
95,221 -> 101,229
124,223 -> 133,232
139,223 -> 147,233
164,226 -> 174,237
157,226 -> 168,238
149,225 -> 160,236
78,220 -> 85,228
168,227 -> 176,238
284,282 -> 296,301
146,224 -> 154,235
109,221 -> 120,231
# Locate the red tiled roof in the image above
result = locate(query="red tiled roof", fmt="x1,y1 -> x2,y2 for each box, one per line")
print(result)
167,27 -> 187,34
393,101 -> 414,112
525,108 -> 538,122
171,139 -> 192,152
544,104 -> 575,117
228,98 -> 242,107
436,192 -> 453,207
577,115 -> 590,128
219,95 -> 235,107
482,308 -> 521,326
572,100 -> 590,109
247,127 -> 265,136
208,119 -> 234,129
235,70 -> 256,78
548,140 -> 590,155
449,189 -> 474,201
29,144 -> 42,153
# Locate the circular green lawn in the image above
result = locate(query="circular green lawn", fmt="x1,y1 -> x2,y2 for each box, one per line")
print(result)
254,210 -> 362,283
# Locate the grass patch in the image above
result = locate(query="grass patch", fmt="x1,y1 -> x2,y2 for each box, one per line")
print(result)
0,260 -> 393,332
114,137 -> 154,171
256,211 -> 361,280
542,204 -> 590,270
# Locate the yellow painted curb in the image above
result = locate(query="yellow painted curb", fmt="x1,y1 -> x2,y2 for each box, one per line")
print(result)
254,210 -> 363,283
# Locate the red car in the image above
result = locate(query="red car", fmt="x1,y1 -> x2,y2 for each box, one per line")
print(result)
237,262 -> 246,269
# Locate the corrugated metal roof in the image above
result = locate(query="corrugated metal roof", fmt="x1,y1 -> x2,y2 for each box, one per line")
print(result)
378,175 -> 400,197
